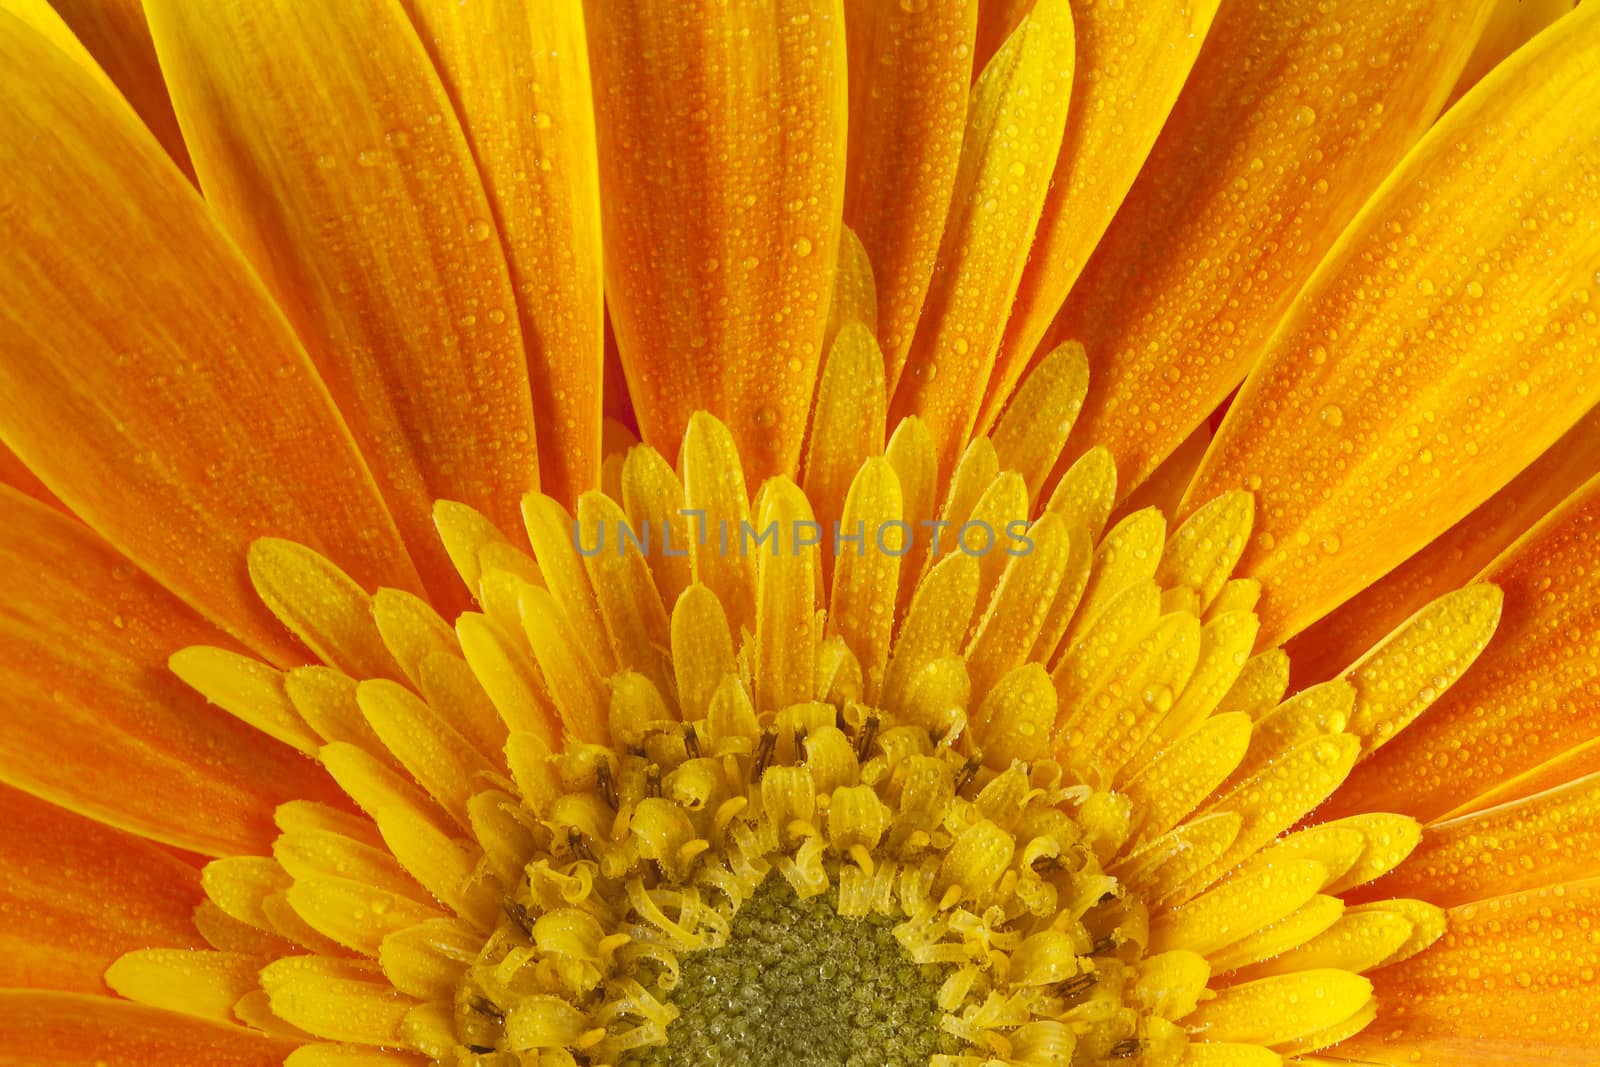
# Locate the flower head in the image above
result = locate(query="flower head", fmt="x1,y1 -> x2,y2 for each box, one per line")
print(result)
2,1 -> 1599,1065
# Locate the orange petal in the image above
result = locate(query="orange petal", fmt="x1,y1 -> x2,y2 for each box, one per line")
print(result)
1358,774 -> 1600,909
585,0 -> 847,479
1329,474 -> 1600,823
0,13 -> 422,659
1287,405 -> 1600,686
1446,0 -> 1579,107
404,0 -> 604,504
0,990 -> 299,1066
145,0 -> 539,597
890,0 -> 1076,476
1340,880 -> 1600,1063
976,0 -> 1221,433
43,0 -> 194,178
0,440 -> 61,509
0,487 -> 345,856
842,0 -> 978,387
0,784 -> 203,994
1182,3 -> 1600,645
1051,0 -> 1495,499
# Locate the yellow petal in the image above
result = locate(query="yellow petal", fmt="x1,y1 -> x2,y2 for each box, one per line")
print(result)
248,540 -> 403,682
1182,970 -> 1372,1046
1157,491 -> 1254,613
260,956 -> 414,1046
357,680 -> 496,828
1124,712 -> 1252,849
1151,859 -> 1328,957
576,492 -> 672,696
1126,611 -> 1259,774
989,341 -> 1088,505
802,321 -> 888,553
585,0 -> 847,477
1205,895 -> 1344,976
827,459 -> 905,703
843,0 -> 977,385
0,16 -> 422,658
824,224 -> 879,351
755,479 -> 822,712
1184,735 -> 1361,897
670,584 -> 738,721
146,0 -> 540,594
890,0 -> 1075,475
404,0 -> 603,502
1052,0 -> 1495,500
1342,584 -> 1502,755
1184,2 -> 1600,644
620,445 -> 695,610
680,413 -> 757,637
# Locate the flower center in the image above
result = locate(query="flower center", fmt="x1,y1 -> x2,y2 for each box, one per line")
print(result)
446,676 -> 1155,1064
623,878 -> 953,1067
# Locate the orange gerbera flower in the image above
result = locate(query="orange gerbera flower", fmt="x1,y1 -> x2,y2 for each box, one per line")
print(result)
2,0 -> 1598,1064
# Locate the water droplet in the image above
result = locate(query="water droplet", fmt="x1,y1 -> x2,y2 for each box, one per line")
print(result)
356,148 -> 380,167
1320,533 -> 1342,555
467,218 -> 493,241
1320,403 -> 1345,428
792,236 -> 813,257
533,111 -> 553,130
1465,280 -> 1485,299
1292,105 -> 1317,127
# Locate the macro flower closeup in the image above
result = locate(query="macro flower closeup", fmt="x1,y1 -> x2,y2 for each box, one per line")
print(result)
4,0 -> 1600,1064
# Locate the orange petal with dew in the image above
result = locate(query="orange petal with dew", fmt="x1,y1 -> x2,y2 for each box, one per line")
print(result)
1051,0 -> 1495,501
1329,473 -> 1600,823
44,0 -> 194,178
1287,406 -> 1600,686
0,488 -> 345,856
585,0 -> 847,479
977,0 -> 1221,432
0,785 -> 203,994
890,0 -> 1076,475
404,0 -> 604,504
1183,3 -> 1600,646
146,0 -> 538,598
1340,880 -> 1600,1064
0,990 -> 299,1066
0,14 -> 421,658
1359,774 -> 1600,909
842,0 -> 978,387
